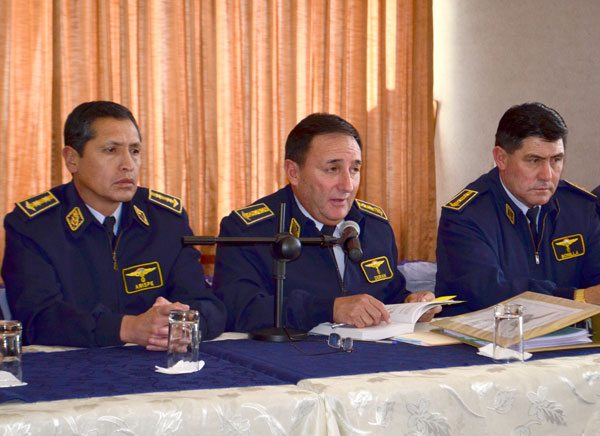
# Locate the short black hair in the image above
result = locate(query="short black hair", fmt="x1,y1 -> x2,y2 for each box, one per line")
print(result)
495,102 -> 568,153
285,113 -> 362,166
64,101 -> 141,156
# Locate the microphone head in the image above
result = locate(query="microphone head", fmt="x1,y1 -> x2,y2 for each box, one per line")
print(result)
340,220 -> 362,263
340,220 -> 360,235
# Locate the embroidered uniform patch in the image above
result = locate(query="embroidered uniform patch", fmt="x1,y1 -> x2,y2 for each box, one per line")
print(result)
355,199 -> 388,220
443,189 -> 478,211
65,207 -> 84,231
134,205 -> 150,226
148,190 -> 182,214
17,191 -> 59,218
505,203 -> 515,225
552,234 -> 585,261
360,256 -> 394,283
122,262 -> 164,294
234,203 -> 274,225
289,217 -> 300,237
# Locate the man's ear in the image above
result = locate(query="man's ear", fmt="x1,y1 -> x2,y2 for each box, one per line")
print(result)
493,146 -> 508,170
62,146 -> 80,174
284,159 -> 300,186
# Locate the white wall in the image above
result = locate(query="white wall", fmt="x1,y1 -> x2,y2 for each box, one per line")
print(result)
434,0 -> 600,212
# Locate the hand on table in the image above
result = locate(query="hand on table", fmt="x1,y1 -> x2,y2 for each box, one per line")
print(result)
120,297 -> 190,351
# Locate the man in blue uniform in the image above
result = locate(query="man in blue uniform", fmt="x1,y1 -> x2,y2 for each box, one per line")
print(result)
2,101 -> 226,347
436,102 -> 600,313
593,185 -> 600,216
213,113 -> 438,332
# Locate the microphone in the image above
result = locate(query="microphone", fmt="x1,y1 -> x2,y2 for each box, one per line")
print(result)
339,220 -> 363,263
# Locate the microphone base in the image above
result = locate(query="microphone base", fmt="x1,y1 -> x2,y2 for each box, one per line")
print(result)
249,327 -> 306,342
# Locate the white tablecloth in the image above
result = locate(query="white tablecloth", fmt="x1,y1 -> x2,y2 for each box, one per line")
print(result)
0,385 -> 327,435
298,353 -> 600,436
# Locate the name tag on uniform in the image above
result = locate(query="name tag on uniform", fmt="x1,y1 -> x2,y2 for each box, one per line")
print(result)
552,234 -> 585,261
122,262 -> 164,294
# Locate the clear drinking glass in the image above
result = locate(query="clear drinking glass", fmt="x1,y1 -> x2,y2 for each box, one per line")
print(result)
167,310 -> 201,369
0,320 -> 23,381
493,303 -> 524,362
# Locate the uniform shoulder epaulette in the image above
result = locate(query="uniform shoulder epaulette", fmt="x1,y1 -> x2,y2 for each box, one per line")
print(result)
16,191 -> 60,218
355,199 -> 388,221
442,188 -> 479,212
234,203 -> 275,225
562,180 -> 597,200
148,189 -> 183,214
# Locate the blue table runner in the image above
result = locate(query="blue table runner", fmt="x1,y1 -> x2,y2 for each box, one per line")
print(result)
2,339 -> 599,404
200,338 -> 600,383
0,345 -> 287,404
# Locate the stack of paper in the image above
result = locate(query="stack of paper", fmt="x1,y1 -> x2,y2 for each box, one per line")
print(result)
441,326 -> 591,351
432,292 -> 600,352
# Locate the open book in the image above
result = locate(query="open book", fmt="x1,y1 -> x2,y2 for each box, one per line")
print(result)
309,299 -> 463,341
431,292 -> 600,352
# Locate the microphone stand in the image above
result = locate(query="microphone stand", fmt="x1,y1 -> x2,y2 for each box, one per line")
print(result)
182,203 -> 338,342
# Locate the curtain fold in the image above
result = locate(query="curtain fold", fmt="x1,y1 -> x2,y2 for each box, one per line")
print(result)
0,0 -> 435,268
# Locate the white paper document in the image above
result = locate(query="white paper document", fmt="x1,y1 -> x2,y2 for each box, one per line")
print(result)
441,326 -> 591,351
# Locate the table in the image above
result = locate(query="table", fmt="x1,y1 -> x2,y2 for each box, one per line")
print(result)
1,335 -> 600,435
0,384 -> 327,435
299,353 -> 600,435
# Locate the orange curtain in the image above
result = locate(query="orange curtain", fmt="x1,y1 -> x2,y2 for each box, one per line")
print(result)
0,0 -> 435,268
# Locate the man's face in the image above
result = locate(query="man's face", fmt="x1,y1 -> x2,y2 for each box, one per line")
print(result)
493,136 -> 565,208
63,117 -> 141,216
285,132 -> 362,226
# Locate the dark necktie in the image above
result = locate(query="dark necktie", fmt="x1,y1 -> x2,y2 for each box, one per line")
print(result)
322,224 -> 345,284
321,225 -> 336,236
526,207 -> 540,245
103,216 -> 117,248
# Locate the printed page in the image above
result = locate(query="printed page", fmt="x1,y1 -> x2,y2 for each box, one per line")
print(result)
387,300 -> 463,324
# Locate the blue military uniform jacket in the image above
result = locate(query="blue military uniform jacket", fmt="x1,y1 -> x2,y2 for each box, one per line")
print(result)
436,167 -> 600,313
593,185 -> 600,216
2,182 -> 226,346
213,185 -> 409,332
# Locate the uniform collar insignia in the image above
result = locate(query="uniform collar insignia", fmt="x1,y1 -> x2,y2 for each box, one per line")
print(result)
65,207 -> 85,232
134,205 -> 150,226
505,203 -> 515,225
148,189 -> 182,214
288,217 -> 301,237
17,191 -> 60,218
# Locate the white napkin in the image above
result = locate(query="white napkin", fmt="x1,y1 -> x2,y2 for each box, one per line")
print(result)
477,343 -> 532,361
155,359 -> 205,374
0,370 -> 27,388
